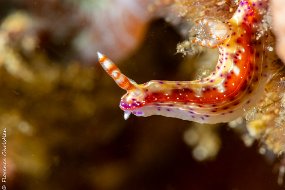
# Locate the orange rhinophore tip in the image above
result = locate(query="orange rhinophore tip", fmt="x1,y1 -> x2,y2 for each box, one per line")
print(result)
97,52 -> 136,91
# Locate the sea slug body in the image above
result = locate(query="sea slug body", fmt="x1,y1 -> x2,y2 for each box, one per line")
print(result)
98,0 -> 271,124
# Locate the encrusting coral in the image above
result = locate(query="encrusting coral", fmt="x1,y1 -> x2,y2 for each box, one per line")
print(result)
173,0 -> 285,181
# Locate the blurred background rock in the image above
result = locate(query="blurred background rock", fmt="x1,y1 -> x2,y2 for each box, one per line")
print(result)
0,0 -> 284,190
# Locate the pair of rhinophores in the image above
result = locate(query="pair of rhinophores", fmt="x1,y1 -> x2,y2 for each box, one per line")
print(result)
98,0 -> 272,124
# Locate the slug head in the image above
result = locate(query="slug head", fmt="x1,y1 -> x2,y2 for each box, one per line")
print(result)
98,52 -> 148,119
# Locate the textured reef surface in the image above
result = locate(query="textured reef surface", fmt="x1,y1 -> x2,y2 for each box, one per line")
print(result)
0,0 -> 285,189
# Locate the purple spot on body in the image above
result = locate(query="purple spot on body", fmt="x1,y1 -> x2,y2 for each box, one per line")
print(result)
120,102 -> 131,109
233,101 -> 240,106
222,106 -> 229,110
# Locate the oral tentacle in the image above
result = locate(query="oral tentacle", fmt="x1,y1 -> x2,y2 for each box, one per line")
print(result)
124,111 -> 132,120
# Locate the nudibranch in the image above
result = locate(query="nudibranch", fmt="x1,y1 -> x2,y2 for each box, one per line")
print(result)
98,0 -> 271,124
